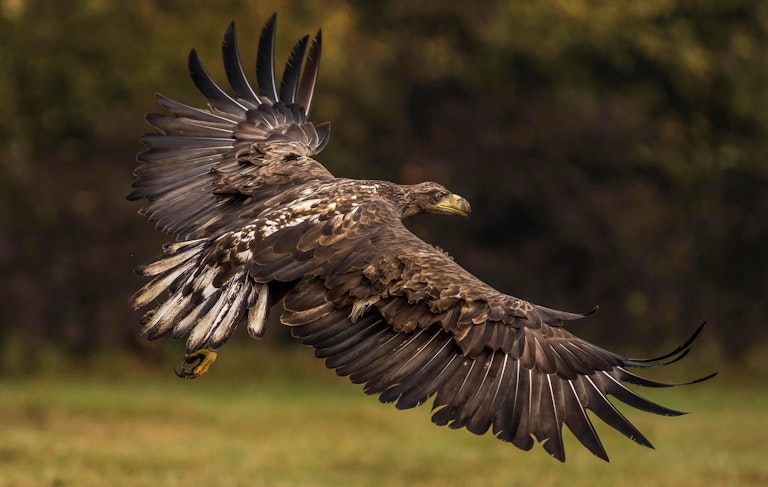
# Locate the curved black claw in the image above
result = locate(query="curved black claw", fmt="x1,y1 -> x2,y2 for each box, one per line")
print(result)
175,349 -> 218,379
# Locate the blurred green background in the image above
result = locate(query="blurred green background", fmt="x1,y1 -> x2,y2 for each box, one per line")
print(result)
1,0 -> 767,485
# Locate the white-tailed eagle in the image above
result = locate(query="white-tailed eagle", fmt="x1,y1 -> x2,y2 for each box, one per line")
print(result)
129,14 -> 713,462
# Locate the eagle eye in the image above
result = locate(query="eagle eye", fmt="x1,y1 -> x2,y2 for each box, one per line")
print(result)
434,190 -> 448,201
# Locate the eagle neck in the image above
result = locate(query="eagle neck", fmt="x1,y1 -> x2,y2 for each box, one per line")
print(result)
365,180 -> 409,219
391,183 -> 419,218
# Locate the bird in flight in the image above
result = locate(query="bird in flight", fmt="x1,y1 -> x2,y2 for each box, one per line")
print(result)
129,13 -> 713,462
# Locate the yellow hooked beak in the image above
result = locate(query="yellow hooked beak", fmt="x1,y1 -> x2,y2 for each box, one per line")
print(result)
436,193 -> 471,218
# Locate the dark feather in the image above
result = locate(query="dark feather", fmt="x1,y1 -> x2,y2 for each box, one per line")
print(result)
154,93 -> 238,123
562,378 -> 607,460
296,30 -> 322,113
144,112 -> 232,137
280,35 -> 309,104
222,21 -> 259,102
188,49 -> 246,114
256,12 -> 278,101
580,374 -> 653,447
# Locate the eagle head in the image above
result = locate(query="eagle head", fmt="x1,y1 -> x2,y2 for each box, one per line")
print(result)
401,182 -> 471,218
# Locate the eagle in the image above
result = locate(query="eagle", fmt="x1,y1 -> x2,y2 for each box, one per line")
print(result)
129,14 -> 713,462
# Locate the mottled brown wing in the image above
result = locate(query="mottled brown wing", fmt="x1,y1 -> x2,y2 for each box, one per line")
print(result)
128,15 -> 332,240
274,215 -> 712,462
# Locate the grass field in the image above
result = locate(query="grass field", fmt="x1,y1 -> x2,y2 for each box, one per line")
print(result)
1,347 -> 765,487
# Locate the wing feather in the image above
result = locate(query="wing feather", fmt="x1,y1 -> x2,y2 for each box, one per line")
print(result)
154,93 -> 240,123
188,48 -> 247,116
348,327 -> 431,385
363,328 -> 445,395
563,378 -> 607,460
453,351 -> 499,433
382,334 -> 457,409
256,13 -> 278,101
280,35 -> 309,103
581,375 -> 653,448
222,22 -> 259,102
296,30 -> 322,113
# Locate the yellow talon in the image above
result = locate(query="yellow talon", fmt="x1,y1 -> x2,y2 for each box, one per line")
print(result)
175,349 -> 218,379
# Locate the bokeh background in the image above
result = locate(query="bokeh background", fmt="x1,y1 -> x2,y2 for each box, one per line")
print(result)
1,1 -> 767,485
2,0 -> 765,367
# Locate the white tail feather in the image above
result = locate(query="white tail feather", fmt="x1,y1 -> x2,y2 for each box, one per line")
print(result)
141,287 -> 194,338
186,277 -> 248,351
171,298 -> 207,339
131,259 -> 196,308
209,279 -> 250,347
163,238 -> 206,254
134,237 -> 263,353
247,283 -> 270,338
141,245 -> 204,276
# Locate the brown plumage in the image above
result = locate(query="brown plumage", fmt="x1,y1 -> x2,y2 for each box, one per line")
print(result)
129,14 -> 713,462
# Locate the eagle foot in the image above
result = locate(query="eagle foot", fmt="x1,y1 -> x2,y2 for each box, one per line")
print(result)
175,349 -> 218,379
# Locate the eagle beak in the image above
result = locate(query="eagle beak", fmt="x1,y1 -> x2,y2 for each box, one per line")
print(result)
436,193 -> 471,218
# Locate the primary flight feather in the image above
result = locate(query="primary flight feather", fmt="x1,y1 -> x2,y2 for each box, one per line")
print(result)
129,13 -> 713,462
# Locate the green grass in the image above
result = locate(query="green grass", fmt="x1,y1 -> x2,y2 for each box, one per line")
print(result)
1,348 -> 765,487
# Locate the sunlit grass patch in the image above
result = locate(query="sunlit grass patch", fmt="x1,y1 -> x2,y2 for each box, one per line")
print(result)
0,355 -> 765,487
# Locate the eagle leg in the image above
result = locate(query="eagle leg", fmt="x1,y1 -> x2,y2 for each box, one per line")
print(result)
174,349 -> 218,379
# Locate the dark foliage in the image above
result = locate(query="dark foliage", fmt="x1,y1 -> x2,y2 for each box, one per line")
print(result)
1,0 -> 766,368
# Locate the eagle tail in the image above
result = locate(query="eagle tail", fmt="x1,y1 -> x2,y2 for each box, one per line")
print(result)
131,239 -> 269,352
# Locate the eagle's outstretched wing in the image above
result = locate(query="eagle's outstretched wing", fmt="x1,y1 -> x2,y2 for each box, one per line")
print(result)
277,213 -> 712,463
128,14 -> 332,240
257,202 -> 713,463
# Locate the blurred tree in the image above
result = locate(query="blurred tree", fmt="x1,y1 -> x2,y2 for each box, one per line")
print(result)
343,0 -> 768,353
1,0 -> 765,370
